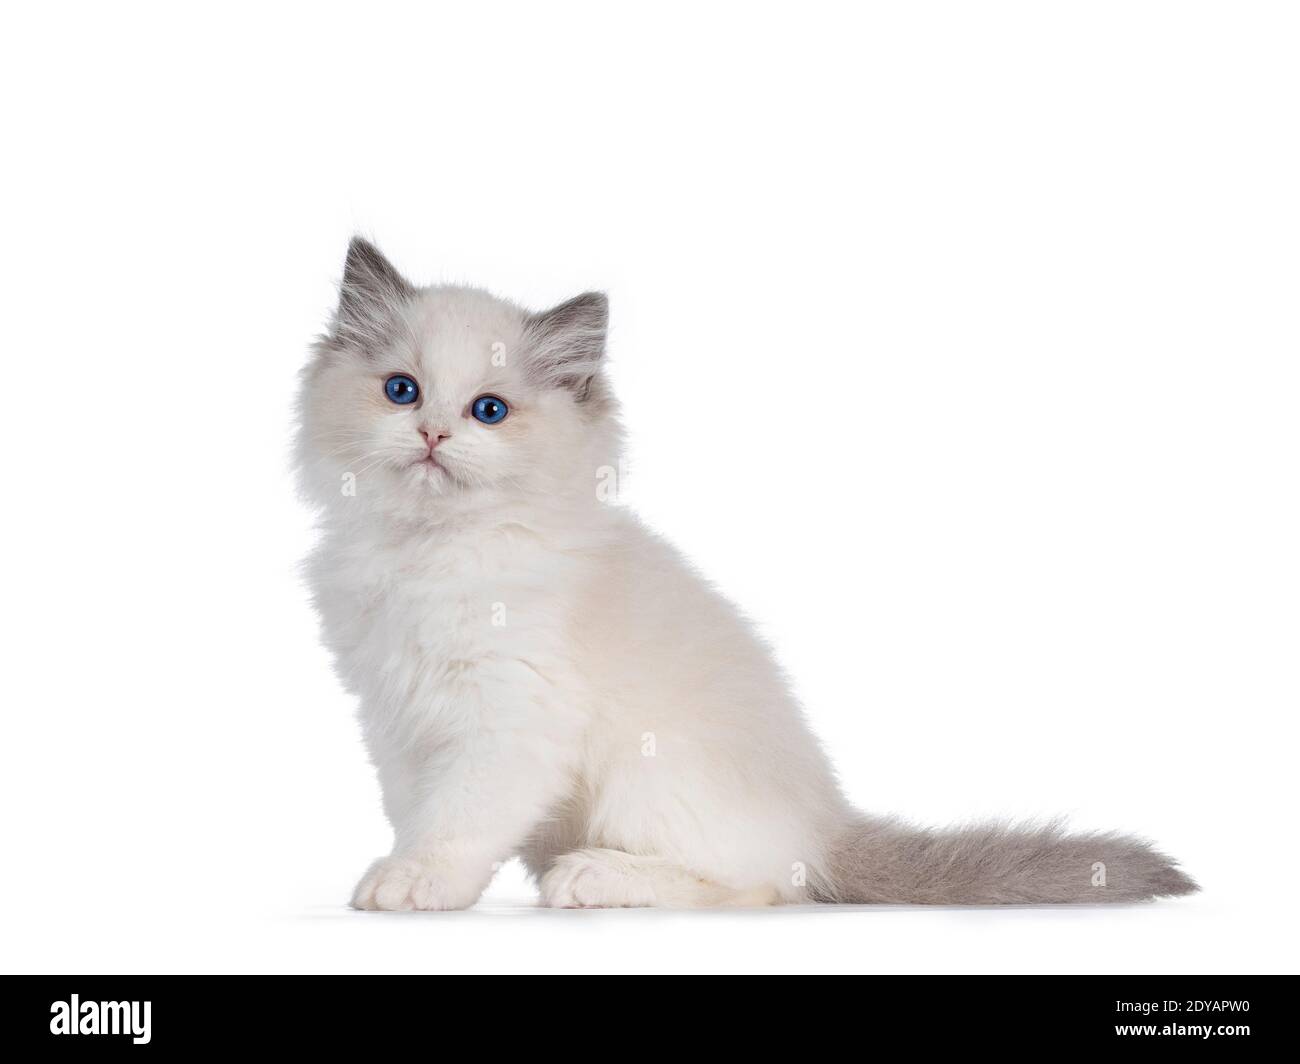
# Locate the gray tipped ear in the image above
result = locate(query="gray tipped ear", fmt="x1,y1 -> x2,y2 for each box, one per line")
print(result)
331,237 -> 416,351
523,292 -> 609,399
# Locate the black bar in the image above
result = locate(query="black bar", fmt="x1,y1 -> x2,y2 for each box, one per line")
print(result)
0,975 -> 1289,1051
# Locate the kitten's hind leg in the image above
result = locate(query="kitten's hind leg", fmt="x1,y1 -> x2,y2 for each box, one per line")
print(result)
540,848 -> 778,909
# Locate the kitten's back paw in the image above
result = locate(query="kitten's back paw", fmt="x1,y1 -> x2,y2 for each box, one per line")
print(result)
540,848 -> 771,908
540,849 -> 658,908
350,855 -> 481,911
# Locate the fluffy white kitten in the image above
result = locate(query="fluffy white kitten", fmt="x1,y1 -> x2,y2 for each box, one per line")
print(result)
296,238 -> 1196,909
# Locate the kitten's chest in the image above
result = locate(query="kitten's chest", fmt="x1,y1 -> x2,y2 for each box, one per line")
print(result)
313,527 -> 573,702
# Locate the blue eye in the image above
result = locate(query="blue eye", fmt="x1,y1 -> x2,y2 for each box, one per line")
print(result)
471,395 -> 508,424
384,375 -> 419,404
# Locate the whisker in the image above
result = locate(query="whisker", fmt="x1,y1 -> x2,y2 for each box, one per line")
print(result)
351,451 -> 403,478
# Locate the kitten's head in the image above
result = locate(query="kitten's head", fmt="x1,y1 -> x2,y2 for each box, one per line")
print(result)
295,238 -> 619,517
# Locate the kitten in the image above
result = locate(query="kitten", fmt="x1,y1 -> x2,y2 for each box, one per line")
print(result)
295,238 -> 1197,909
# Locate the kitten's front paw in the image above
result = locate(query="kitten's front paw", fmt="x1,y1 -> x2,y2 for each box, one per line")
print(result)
350,855 -> 481,911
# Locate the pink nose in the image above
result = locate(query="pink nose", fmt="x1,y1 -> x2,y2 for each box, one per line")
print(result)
420,428 -> 451,450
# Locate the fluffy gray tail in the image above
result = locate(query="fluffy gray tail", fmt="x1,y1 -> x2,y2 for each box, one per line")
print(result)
818,816 -> 1198,904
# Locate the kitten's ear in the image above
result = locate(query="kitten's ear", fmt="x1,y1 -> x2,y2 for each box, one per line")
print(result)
523,292 -> 609,400
330,237 -> 416,351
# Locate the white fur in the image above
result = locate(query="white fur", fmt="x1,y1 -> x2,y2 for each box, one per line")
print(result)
297,272 -> 850,909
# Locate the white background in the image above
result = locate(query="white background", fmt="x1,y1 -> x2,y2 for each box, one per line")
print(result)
1,2 -> 1296,974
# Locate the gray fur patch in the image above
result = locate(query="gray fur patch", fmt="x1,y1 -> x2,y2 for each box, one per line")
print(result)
523,291 -> 609,400
815,816 -> 1198,904
329,236 -> 416,354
